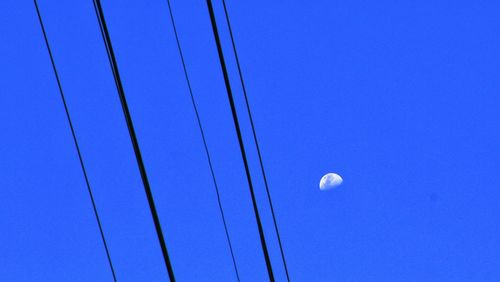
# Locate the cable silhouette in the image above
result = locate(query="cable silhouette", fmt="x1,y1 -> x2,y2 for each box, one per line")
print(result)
221,1 -> 290,280
206,0 -> 274,280
91,0 -> 175,280
34,1 -> 117,281
164,1 -> 240,281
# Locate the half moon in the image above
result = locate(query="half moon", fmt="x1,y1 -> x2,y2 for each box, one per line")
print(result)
319,173 -> 343,191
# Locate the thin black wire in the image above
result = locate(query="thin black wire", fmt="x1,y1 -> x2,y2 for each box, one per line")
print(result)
206,0 -> 274,280
91,0 -> 176,280
221,1 -> 291,280
164,1 -> 240,281
33,1 -> 117,281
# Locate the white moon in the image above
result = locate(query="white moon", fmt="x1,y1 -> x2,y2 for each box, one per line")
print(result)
319,173 -> 343,191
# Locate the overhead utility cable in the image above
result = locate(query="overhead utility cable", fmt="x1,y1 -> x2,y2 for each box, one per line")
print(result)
34,1 -> 117,281
91,0 -> 175,280
206,0 -> 275,280
221,1 -> 291,280
164,1 -> 240,281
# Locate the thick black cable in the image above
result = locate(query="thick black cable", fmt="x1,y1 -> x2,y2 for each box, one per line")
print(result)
206,0 -> 274,280
91,0 -> 175,280
221,1 -> 291,280
164,1 -> 240,281
34,1 -> 117,281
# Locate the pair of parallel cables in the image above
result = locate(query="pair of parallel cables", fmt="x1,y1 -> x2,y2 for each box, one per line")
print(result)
34,0 -> 289,280
35,0 -> 175,279
205,0 -> 290,280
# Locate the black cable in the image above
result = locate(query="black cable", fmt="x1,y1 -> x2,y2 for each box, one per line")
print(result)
164,1 -> 240,281
205,0 -> 274,280
91,0 -> 176,280
221,1 -> 291,280
33,1 -> 117,281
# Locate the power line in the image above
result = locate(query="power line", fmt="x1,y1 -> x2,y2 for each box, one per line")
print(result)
205,0 -> 275,280
164,1 -> 240,281
220,1 -> 291,280
33,1 -> 117,281
91,0 -> 176,280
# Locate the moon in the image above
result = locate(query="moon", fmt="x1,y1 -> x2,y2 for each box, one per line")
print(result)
319,173 -> 343,191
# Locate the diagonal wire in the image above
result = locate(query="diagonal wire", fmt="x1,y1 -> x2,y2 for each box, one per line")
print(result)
91,0 -> 176,280
221,1 -> 291,280
34,1 -> 117,281
206,0 -> 275,280
164,1 -> 240,281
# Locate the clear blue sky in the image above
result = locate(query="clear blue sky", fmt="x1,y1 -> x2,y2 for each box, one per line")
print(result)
1,0 -> 500,281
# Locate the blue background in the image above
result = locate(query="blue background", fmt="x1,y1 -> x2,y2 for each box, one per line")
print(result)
1,0 -> 500,281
